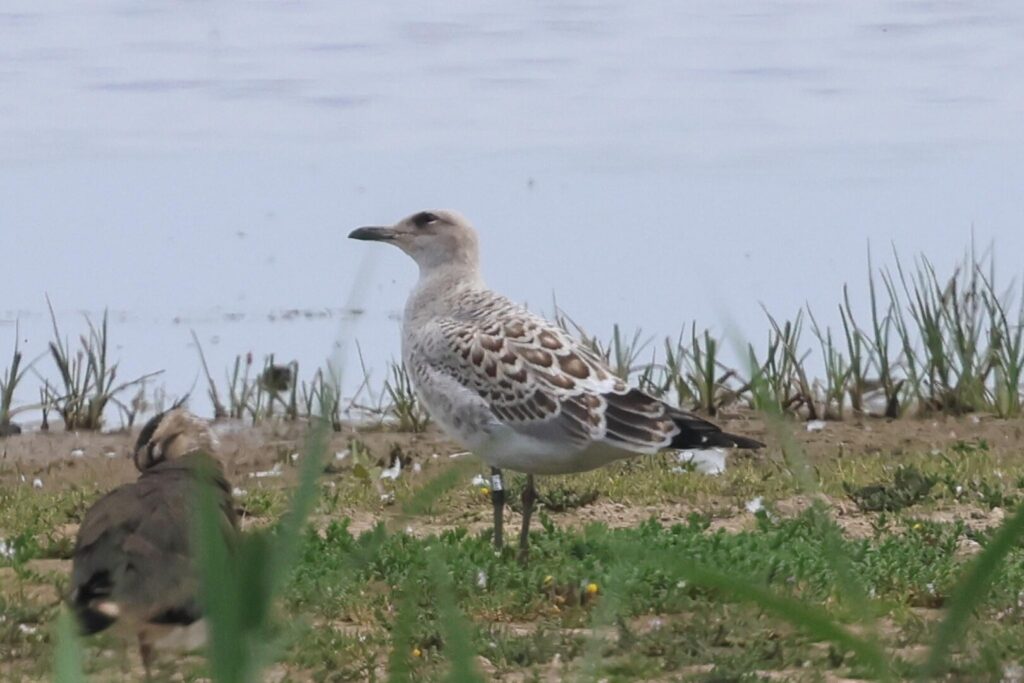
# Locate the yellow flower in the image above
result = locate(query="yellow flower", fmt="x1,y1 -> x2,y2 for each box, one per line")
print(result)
586,582 -> 599,595
542,575 -> 554,586
912,523 -> 923,531
412,647 -> 422,658
479,487 -> 491,497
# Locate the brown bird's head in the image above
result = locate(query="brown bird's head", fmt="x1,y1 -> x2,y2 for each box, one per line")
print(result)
132,408 -> 219,471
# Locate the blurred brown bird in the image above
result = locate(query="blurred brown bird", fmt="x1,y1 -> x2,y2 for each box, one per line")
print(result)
69,408 -> 237,677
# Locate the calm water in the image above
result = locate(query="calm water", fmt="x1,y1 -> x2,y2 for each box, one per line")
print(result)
2,1 -> 1024,424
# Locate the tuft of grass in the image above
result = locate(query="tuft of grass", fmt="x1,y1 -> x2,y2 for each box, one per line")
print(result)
383,361 -> 431,433
42,299 -> 159,430
1,321 -> 39,431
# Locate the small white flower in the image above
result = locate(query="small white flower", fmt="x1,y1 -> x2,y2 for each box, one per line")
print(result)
334,450 -> 350,461
231,487 -> 247,497
380,492 -> 395,504
471,474 -> 487,487
289,452 -> 300,462
0,539 -> 14,559
745,497 -> 765,514
70,448 -> 85,458
412,462 -> 422,473
18,624 -> 37,635
32,478 -> 43,489
476,570 -> 488,589
955,485 -> 964,496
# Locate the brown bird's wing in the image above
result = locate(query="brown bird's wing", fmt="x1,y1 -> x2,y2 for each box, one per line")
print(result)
70,453 -> 237,635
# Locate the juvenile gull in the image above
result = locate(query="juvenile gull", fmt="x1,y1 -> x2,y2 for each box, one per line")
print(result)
350,210 -> 763,561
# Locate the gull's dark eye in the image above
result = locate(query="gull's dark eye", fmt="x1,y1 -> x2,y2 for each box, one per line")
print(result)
412,212 -> 440,228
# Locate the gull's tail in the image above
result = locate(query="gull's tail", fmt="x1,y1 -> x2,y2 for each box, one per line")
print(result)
667,409 -> 764,450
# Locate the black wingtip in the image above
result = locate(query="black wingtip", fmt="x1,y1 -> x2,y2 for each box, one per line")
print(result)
671,430 -> 764,450
74,606 -> 116,635
667,408 -> 765,451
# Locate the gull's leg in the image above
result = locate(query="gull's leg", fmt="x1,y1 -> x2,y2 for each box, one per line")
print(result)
517,474 -> 537,565
490,467 -> 505,549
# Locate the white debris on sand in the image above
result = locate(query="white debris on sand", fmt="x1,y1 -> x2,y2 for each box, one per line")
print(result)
674,449 -> 727,475
249,463 -> 284,478
806,420 -> 826,432
380,458 -> 402,480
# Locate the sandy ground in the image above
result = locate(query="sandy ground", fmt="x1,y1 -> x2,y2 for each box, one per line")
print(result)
3,410 -> 1021,487
2,411 -> 1019,541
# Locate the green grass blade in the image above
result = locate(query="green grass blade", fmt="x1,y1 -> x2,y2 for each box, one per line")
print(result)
194,464 -> 250,683
386,585 -> 418,683
52,608 -> 85,683
428,549 -> 484,683
677,561 -> 895,681
922,501 -> 1024,678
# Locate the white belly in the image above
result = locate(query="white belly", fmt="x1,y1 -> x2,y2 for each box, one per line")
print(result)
476,424 -> 637,475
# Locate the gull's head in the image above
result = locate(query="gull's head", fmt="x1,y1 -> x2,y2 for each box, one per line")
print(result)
348,210 -> 480,272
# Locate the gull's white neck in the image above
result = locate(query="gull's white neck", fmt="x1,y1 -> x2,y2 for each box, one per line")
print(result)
405,262 -> 486,323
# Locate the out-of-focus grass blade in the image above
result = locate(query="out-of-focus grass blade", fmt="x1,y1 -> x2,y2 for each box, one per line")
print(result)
194,400 -> 331,682
53,608 -> 85,683
401,457 -> 479,517
194,462 -> 251,683
677,561 -> 895,681
922,502 -> 1024,678
427,549 -> 483,683
268,413 -> 330,588
386,585 -> 417,683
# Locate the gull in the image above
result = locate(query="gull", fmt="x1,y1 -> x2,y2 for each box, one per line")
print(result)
350,210 -> 763,562
69,408 -> 238,677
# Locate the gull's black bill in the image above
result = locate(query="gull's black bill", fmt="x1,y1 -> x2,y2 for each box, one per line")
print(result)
348,226 -> 396,241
